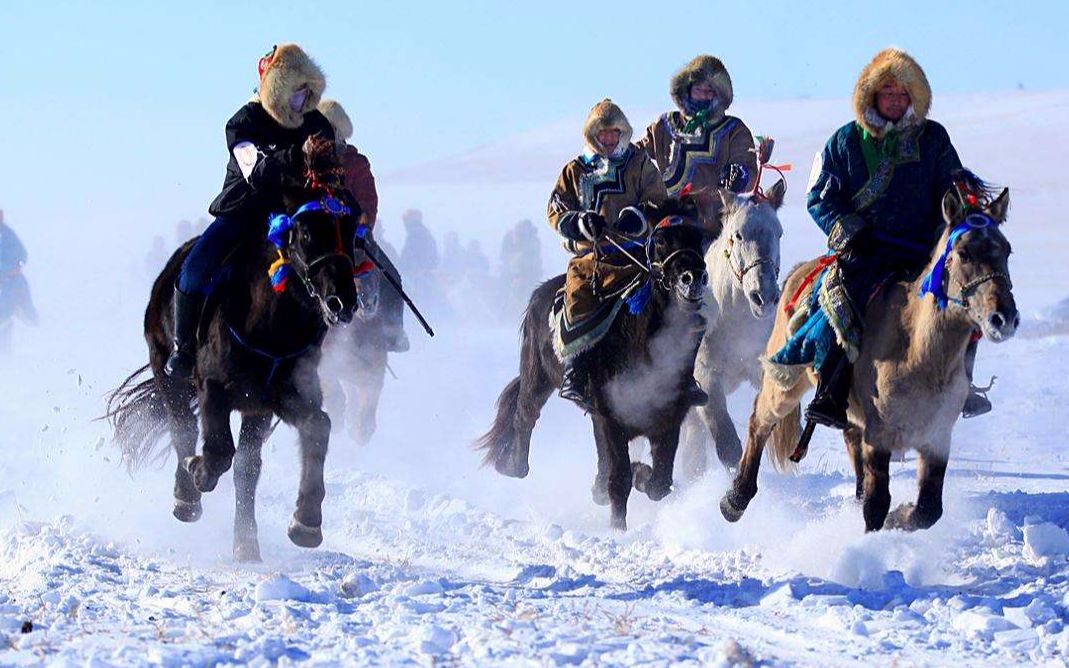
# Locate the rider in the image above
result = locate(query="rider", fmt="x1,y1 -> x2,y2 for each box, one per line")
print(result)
637,55 -> 757,235
165,43 -> 334,378
804,47 -> 991,428
0,209 -> 38,326
549,99 -> 704,410
318,98 -> 410,353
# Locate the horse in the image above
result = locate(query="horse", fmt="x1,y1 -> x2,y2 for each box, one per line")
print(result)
678,181 -> 786,477
720,178 -> 1018,532
321,268 -> 390,446
477,198 -> 711,530
0,268 -> 38,354
106,136 -> 361,561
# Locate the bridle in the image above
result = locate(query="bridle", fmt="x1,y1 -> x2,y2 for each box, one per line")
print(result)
267,195 -> 356,323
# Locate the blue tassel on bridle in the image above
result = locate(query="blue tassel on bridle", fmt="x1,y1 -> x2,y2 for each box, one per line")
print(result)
919,213 -> 995,309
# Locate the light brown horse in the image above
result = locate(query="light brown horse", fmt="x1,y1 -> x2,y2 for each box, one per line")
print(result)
720,182 -> 1017,532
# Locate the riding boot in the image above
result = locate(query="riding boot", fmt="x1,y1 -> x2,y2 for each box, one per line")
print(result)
559,354 -> 593,412
804,344 -> 852,430
962,335 -> 992,418
164,286 -> 203,379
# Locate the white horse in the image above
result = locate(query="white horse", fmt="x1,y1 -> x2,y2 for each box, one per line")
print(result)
678,182 -> 785,478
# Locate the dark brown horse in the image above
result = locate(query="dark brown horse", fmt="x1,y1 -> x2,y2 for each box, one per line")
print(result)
107,137 -> 360,561
477,198 -> 711,530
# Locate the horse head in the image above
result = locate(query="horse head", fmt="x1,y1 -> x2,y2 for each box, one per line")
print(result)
930,171 -> 1018,342
645,197 -> 710,306
273,135 -> 359,325
714,180 -> 785,318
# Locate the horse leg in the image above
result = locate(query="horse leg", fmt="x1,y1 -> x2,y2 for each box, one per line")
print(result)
884,449 -> 947,531
594,415 -> 631,531
640,426 -> 681,502
676,411 -> 708,483
351,360 -> 385,447
591,417 -> 613,506
322,375 -> 346,436
185,380 -> 234,494
158,377 -> 201,521
700,378 -> 742,469
844,426 -> 864,501
861,442 -> 893,532
233,413 -> 270,562
720,403 -> 774,522
277,396 -> 331,548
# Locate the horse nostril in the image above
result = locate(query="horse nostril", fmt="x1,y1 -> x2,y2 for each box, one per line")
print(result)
680,271 -> 694,287
326,295 -> 344,315
699,272 -> 708,287
749,290 -> 764,307
1013,312 -> 1021,329
989,312 -> 1005,330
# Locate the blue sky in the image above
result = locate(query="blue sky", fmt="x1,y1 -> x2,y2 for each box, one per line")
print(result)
1,0 -> 1067,228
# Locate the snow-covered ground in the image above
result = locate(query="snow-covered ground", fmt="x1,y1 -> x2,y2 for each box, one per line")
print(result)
2,91 -> 1069,666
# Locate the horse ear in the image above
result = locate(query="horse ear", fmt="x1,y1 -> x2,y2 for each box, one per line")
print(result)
765,179 -> 787,210
941,187 -> 965,225
985,188 -> 1011,223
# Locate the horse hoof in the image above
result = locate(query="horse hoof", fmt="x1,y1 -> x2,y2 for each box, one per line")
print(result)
184,456 -> 220,494
645,480 -> 673,502
172,499 -> 202,523
288,519 -> 323,548
610,515 -> 627,532
720,492 -> 748,523
883,503 -> 917,531
234,541 -> 262,563
494,456 -> 529,479
631,462 -> 653,494
591,478 -> 610,506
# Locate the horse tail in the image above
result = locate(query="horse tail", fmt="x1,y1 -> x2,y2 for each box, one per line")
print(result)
103,364 -> 173,471
768,403 -> 802,472
474,376 -> 522,468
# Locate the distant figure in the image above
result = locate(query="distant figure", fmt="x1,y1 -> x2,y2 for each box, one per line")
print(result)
499,219 -> 543,321
145,235 -> 169,277
174,219 -> 195,246
400,209 -> 449,319
441,231 -> 466,288
0,209 -> 39,350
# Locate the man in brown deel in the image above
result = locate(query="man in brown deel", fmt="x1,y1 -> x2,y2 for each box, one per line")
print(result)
548,99 -> 706,410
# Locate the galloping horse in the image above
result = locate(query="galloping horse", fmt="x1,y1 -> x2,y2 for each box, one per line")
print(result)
478,197 -> 711,530
721,175 -> 1018,532
680,179 -> 785,476
321,268 -> 390,446
107,136 -> 360,561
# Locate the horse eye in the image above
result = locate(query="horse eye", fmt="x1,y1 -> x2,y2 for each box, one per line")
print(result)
958,249 -> 972,263
734,231 -> 743,240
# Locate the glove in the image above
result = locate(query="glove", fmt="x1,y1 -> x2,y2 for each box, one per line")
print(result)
614,206 -> 648,237
559,211 -> 606,242
827,214 -> 870,253
719,163 -> 751,193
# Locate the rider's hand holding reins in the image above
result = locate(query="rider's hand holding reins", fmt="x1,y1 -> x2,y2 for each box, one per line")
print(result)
614,207 -> 649,238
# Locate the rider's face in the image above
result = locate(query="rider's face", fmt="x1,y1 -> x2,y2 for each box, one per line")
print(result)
690,81 -> 719,103
596,128 -> 622,155
875,81 -> 910,123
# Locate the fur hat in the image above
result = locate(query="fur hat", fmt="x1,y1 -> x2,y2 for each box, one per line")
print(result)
670,55 -> 734,114
254,43 -> 326,129
317,98 -> 353,141
853,48 -> 932,136
583,99 -> 633,156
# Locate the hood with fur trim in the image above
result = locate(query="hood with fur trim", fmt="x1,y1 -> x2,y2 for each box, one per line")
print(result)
254,43 -> 326,129
317,98 -> 353,141
853,48 -> 931,137
670,55 -> 734,116
582,99 -> 633,157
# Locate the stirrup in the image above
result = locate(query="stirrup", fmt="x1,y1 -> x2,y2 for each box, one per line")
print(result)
962,377 -> 995,419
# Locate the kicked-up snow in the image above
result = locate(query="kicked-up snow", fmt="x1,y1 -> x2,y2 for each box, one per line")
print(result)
2,90 -> 1069,665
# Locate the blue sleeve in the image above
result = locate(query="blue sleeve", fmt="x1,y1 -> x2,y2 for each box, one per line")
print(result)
806,133 -> 857,236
